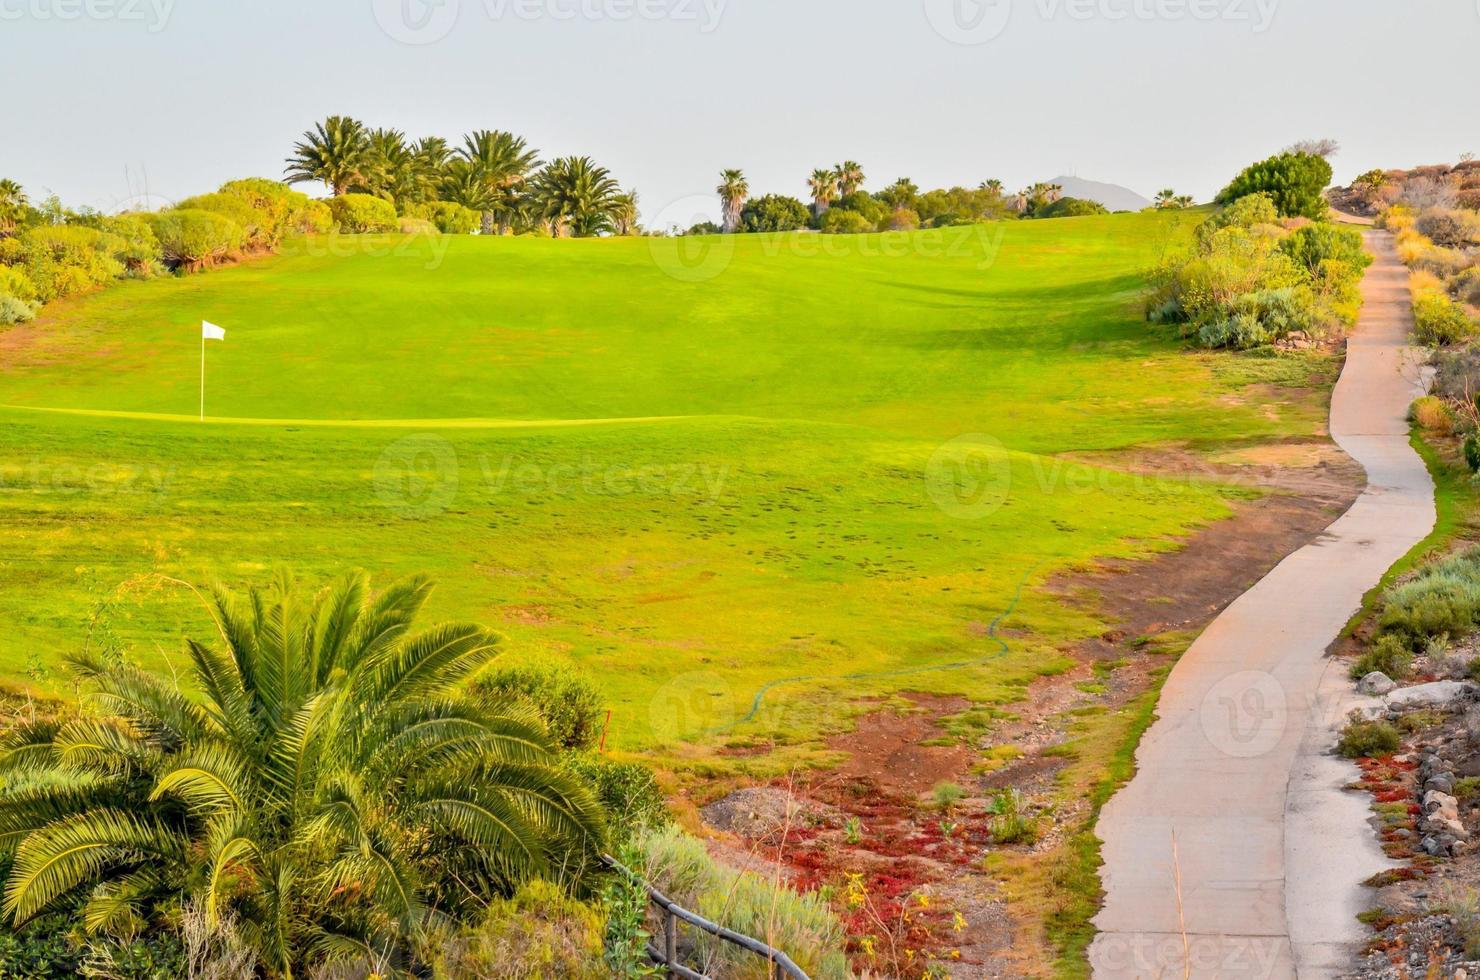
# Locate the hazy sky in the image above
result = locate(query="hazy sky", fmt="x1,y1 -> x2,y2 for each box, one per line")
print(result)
2,0 -> 1476,226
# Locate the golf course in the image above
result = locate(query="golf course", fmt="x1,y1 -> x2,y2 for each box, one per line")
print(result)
0,211 -> 1334,760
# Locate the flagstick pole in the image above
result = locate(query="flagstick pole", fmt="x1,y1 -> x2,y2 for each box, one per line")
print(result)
199,332 -> 205,422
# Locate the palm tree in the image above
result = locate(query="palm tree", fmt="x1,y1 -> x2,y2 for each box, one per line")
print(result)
979,178 -> 1004,196
440,160 -> 500,223
534,156 -> 621,238
1155,188 -> 1177,209
716,169 -> 748,234
0,572 -> 605,978
457,130 -> 539,235
835,161 -> 865,196
284,116 -> 373,197
408,137 -> 453,205
0,179 -> 27,237
877,177 -> 919,211
358,128 -> 417,203
807,168 -> 838,217
610,190 -> 640,236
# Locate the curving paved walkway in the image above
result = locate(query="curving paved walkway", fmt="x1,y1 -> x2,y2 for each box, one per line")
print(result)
1088,231 -> 1435,979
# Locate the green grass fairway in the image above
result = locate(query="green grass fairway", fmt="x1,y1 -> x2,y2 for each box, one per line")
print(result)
0,214 -> 1333,760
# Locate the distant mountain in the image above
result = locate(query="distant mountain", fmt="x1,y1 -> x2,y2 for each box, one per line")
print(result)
1044,176 -> 1153,213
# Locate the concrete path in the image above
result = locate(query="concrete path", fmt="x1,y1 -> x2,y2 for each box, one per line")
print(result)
1088,231 -> 1435,979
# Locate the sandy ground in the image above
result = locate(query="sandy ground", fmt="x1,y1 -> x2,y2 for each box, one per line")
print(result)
1089,231 -> 1434,979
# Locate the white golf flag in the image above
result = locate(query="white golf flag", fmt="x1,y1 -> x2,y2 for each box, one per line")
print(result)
202,321 -> 225,341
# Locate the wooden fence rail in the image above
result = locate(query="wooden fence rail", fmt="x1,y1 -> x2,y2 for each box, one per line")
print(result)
602,855 -> 811,980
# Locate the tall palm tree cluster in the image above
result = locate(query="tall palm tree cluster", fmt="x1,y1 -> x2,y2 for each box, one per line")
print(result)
285,115 -> 635,237
0,572 -> 605,977
1155,188 -> 1196,209
0,179 -> 27,238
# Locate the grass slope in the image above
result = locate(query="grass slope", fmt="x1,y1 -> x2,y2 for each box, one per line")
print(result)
0,214 -> 1330,759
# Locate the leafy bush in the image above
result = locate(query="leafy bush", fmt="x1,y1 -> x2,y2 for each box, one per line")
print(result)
1035,197 -> 1108,219
1410,395 -> 1455,434
1338,715 -> 1400,759
1467,434 -> 1480,474
300,199 -> 334,235
476,662 -> 606,750
886,207 -> 921,231
175,191 -> 268,248
433,880 -> 606,980
739,194 -> 810,233
1217,152 -> 1334,220
98,214 -> 163,277
566,754 -> 667,843
217,178 -> 317,248
326,192 -> 398,233
634,826 -> 849,980
398,217 -> 437,235
1450,267 -> 1480,307
1200,192 -> 1280,239
0,294 -> 35,325
1378,548 -> 1480,649
404,200 -> 479,234
5,225 -> 127,302
142,208 -> 244,270
1413,291 -> 1476,346
988,788 -> 1039,844
1350,633 -> 1415,680
1279,223 -> 1371,277
818,209 -> 874,235
1196,286 -> 1321,349
1416,207 -> 1480,247
830,190 -> 887,226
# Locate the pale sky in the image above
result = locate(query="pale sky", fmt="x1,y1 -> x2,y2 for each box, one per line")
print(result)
2,0 -> 1476,226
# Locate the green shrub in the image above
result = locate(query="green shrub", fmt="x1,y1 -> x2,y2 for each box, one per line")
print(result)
9,225 -> 127,302
1378,548 -> 1480,648
1216,152 -> 1334,219
633,826 -> 849,980
175,191 -> 266,247
1414,291 -> 1477,346
1199,192 -> 1280,239
931,781 -> 966,809
1280,223 -> 1372,277
434,880 -> 606,980
566,754 -> 667,843
739,194 -> 810,233
886,206 -> 921,230
0,264 -> 37,304
398,217 -> 437,235
327,192 -> 398,233
1467,434 -> 1480,473
0,911 -> 82,977
0,294 -> 35,325
300,199 -> 334,235
405,200 -> 480,235
1350,634 -> 1415,680
98,214 -> 163,277
217,178 -> 316,248
476,662 -> 606,750
1035,197 -> 1109,219
819,208 -> 875,235
831,190 -> 887,226
1196,286 -> 1320,349
1338,715 -> 1400,758
142,208 -> 244,270
988,788 -> 1039,844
